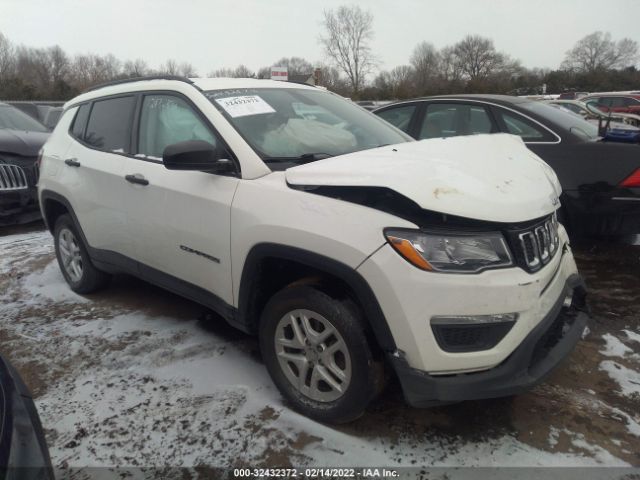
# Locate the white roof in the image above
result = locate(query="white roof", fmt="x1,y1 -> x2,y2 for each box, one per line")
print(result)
64,77 -> 315,109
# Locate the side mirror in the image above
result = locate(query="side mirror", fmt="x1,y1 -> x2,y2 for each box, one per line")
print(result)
162,140 -> 235,174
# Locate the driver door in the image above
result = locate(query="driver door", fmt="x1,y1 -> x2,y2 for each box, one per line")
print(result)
123,93 -> 239,306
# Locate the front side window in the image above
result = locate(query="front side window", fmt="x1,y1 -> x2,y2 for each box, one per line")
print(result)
84,96 -> 135,152
138,95 -> 217,159
204,88 -> 410,165
375,105 -> 416,133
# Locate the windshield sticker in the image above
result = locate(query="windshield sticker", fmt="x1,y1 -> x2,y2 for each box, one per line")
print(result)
215,95 -> 276,118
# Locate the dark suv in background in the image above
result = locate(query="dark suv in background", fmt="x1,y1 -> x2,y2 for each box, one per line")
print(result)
0,102 -> 49,226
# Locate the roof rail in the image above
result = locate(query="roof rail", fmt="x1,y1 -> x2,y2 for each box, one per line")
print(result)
83,75 -> 198,93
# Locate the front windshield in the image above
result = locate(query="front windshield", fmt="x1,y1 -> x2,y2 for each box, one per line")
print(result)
521,101 -> 599,140
205,88 -> 411,164
0,105 -> 48,133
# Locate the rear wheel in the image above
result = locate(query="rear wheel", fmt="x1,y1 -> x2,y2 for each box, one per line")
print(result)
54,214 -> 111,294
259,285 -> 382,424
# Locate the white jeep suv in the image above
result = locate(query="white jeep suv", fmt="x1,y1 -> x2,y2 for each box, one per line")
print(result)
38,77 -> 588,423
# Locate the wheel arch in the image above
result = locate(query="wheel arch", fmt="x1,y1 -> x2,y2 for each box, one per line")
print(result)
40,190 -> 89,244
236,243 -> 397,353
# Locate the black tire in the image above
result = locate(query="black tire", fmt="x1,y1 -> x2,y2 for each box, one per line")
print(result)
259,285 -> 382,424
53,214 -> 111,294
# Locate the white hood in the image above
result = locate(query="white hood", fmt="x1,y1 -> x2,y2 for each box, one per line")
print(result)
285,134 -> 561,224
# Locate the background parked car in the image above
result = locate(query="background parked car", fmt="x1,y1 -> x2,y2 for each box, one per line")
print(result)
581,93 -> 640,115
557,92 -> 589,100
546,99 -> 640,144
39,106 -> 63,131
374,95 -> 640,237
5,102 -> 64,131
0,102 -> 49,225
0,354 -> 54,479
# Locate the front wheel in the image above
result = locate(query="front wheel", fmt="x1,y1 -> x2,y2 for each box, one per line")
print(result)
259,285 -> 382,424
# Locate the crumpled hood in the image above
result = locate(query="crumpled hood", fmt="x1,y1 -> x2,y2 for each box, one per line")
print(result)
285,134 -> 562,223
0,129 -> 50,157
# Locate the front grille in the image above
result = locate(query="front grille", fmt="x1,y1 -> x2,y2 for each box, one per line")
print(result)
509,215 -> 560,273
0,164 -> 28,191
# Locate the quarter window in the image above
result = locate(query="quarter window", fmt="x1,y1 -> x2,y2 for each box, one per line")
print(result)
495,110 -> 550,142
376,105 -> 416,133
138,95 -> 217,159
84,96 -> 136,152
71,104 -> 90,140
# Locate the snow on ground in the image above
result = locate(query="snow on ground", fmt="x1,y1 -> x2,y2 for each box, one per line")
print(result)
599,361 -> 640,398
1,228 -> 639,471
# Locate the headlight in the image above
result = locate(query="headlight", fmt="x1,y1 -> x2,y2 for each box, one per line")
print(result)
384,229 -> 513,273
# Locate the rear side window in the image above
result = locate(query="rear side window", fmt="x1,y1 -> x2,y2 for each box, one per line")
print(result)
137,95 -> 217,159
84,96 -> 136,152
419,103 -> 494,139
376,105 -> 416,133
71,104 -> 90,140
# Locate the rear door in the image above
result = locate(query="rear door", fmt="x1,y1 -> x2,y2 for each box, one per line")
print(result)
413,102 -> 498,139
122,92 -> 239,306
62,97 -> 136,257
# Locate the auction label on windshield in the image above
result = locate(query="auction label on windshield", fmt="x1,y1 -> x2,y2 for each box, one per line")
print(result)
216,95 -> 276,117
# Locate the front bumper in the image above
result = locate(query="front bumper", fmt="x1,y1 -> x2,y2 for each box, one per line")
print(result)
390,274 -> 588,406
0,187 -> 41,226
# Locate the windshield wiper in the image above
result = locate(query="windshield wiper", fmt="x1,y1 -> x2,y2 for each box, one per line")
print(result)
263,153 -> 333,164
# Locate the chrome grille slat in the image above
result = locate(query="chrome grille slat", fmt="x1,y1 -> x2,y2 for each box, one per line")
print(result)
0,164 -> 29,191
516,215 -> 560,272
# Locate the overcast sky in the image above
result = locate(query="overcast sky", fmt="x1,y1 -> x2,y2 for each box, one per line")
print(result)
1,0 -> 639,75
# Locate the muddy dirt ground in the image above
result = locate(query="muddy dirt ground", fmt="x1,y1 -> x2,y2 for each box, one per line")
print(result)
0,222 -> 639,475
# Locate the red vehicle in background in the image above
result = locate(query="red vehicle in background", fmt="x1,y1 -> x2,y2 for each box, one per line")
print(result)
582,93 -> 640,114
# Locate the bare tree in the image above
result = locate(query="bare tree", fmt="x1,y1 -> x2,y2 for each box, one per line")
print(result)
271,57 -> 314,77
562,31 -> 639,72
0,32 -> 14,79
315,63 -> 348,93
177,62 -> 197,77
256,66 -> 271,79
320,5 -> 376,96
123,58 -> 149,77
160,59 -> 180,75
410,41 -> 440,93
439,46 -> 462,82
48,46 -> 69,84
209,64 -> 254,78
453,35 -> 505,81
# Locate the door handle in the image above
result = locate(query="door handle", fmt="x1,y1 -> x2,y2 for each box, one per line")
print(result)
125,174 -> 149,186
64,158 -> 81,167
